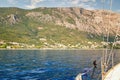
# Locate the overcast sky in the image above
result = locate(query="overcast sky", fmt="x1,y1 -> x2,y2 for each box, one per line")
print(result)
0,0 -> 120,12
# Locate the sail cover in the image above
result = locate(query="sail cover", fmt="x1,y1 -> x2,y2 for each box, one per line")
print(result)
75,68 -> 92,80
75,73 -> 90,80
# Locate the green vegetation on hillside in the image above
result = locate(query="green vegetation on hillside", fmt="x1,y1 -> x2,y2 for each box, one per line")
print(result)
0,7 -> 119,49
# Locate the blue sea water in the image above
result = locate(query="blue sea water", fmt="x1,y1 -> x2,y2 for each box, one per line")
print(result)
0,50 -> 119,80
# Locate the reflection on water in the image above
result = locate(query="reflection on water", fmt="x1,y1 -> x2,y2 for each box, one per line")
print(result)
0,50 -> 119,80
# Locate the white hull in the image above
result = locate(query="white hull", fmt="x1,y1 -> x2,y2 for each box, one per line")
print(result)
104,63 -> 120,80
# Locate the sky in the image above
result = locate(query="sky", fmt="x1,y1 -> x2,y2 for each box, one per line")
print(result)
0,0 -> 120,12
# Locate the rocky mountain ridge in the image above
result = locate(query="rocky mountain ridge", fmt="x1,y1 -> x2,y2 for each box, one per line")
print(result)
1,7 -> 120,35
0,7 -> 120,49
25,8 -> 120,35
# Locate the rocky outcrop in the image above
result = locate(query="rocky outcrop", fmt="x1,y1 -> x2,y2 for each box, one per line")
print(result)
0,14 -> 19,25
7,14 -> 19,25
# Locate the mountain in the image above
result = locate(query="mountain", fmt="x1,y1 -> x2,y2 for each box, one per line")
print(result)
0,7 -> 120,49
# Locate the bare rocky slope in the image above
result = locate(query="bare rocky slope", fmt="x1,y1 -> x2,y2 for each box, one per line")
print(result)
25,8 -> 120,35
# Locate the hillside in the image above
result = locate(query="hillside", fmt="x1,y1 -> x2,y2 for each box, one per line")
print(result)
0,7 -> 120,49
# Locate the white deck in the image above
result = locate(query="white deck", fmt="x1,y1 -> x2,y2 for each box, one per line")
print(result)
104,63 -> 120,80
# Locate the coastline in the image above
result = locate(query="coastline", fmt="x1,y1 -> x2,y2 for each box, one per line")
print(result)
0,48 -> 118,51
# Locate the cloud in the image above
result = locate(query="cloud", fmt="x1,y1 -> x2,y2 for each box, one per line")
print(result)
71,0 -> 80,5
32,0 -> 44,5
26,5 -> 36,9
78,3 -> 95,10
25,0 -> 96,9
7,0 -> 18,5
84,0 -> 96,2
71,0 -> 96,4
69,0 -> 96,10
26,0 -> 44,9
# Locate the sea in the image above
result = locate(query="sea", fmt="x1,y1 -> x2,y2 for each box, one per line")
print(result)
0,50 -> 120,80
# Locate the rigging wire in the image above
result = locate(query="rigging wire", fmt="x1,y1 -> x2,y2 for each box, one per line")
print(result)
102,0 -> 105,66
101,0 -> 118,80
107,23 -> 120,66
103,0 -> 113,72
103,0 -> 120,79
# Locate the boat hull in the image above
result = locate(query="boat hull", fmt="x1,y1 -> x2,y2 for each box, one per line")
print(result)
104,63 -> 120,80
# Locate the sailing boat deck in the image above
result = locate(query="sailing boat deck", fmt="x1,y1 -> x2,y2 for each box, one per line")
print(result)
104,63 -> 120,80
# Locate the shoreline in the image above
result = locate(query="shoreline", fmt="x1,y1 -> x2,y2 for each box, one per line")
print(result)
0,48 -> 119,50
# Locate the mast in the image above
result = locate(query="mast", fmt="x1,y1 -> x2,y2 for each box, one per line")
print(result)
101,0 -> 113,80
101,0 -> 106,79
